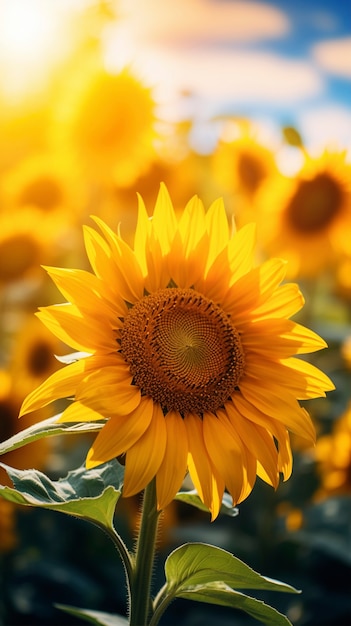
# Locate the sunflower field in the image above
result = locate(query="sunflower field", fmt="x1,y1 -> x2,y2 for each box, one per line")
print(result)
0,3 -> 350,626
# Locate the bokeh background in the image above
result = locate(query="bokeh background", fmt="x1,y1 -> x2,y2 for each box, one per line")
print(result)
0,1 -> 350,625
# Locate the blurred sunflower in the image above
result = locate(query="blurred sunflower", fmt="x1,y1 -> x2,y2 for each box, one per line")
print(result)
9,316 -> 64,398
0,97 -> 50,173
256,150 -> 351,278
54,63 -> 157,186
0,370 -> 49,487
20,185 -> 333,519
0,207 -> 72,287
0,208 -> 47,286
0,499 -> 17,552
1,152 -> 84,219
107,150 -> 222,243
213,132 -> 278,198
314,403 -> 351,499
335,253 -> 351,302
211,124 -> 278,226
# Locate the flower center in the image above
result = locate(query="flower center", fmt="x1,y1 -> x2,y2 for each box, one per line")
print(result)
0,234 -> 40,283
19,176 -> 64,211
286,173 -> 343,233
238,152 -> 267,194
120,288 -> 245,415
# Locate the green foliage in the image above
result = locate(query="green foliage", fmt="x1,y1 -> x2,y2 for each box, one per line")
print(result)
164,543 -> 298,592
153,543 -> 299,626
0,414 -> 104,455
0,460 -> 123,531
0,460 -> 301,626
175,489 -> 239,517
56,605 -> 129,625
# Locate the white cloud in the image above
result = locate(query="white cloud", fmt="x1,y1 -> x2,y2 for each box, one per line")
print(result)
111,45 -> 323,106
106,1 -> 321,108
298,105 -> 351,154
118,0 -> 290,44
312,37 -> 351,78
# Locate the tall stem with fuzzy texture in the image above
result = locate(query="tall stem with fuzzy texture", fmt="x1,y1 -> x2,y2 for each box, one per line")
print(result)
129,479 -> 160,626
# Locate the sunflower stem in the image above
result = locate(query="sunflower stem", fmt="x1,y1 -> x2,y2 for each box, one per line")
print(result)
130,478 -> 160,626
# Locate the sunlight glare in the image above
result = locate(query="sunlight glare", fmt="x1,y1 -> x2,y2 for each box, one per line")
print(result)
0,0 -> 66,100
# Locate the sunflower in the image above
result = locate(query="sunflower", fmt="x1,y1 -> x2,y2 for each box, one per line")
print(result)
0,208 -> 47,285
0,207 -> 72,286
314,403 -> 351,499
9,316 -> 64,398
211,123 -> 279,227
0,371 -> 49,488
1,152 -> 84,219
53,62 -> 157,186
212,131 -> 278,198
256,150 -> 351,278
20,185 -> 334,519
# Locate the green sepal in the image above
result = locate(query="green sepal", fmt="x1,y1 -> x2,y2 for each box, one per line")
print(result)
282,126 -> 304,148
0,460 -> 124,531
55,604 -> 128,625
175,489 -> 239,517
0,415 -> 105,455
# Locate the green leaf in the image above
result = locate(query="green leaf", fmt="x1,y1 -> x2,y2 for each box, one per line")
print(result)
162,544 -> 298,626
175,489 -> 239,517
177,582 -> 293,626
0,460 -> 124,530
165,543 -> 299,594
282,126 -> 304,148
0,415 -> 104,455
56,604 -> 128,626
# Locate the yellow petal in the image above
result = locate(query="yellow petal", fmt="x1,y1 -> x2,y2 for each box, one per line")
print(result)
196,223 -> 256,301
37,305 -> 116,353
59,401 -> 106,423
156,410 -> 188,510
133,193 -> 150,275
250,283 -> 304,320
239,381 -> 316,442
275,422 -> 293,481
86,396 -> 154,468
231,394 -> 293,480
240,318 -> 327,357
223,258 -> 287,315
93,216 -> 145,302
168,228 -> 208,288
223,403 -> 279,488
144,230 -> 170,292
185,412 -> 224,520
19,359 -> 86,416
280,357 -> 335,394
152,183 -> 178,255
83,224 -> 111,279
44,266 -> 125,318
243,355 -> 334,399
123,402 -> 167,497
227,222 -> 257,282
168,195 -> 208,288
76,365 -> 141,416
203,411 -> 247,505
205,197 -> 230,269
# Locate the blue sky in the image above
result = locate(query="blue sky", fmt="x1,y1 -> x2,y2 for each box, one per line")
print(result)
111,0 -> 351,155
0,0 -> 349,157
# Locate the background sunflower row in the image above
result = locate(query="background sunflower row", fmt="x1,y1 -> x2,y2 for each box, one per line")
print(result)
0,3 -> 350,626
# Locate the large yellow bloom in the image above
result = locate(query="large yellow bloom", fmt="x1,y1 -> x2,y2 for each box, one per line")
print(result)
256,150 -> 351,278
54,63 -> 157,186
20,185 -> 334,519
